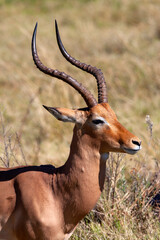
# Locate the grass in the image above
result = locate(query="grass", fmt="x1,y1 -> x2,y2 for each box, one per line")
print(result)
70,152 -> 160,239
0,0 -> 160,238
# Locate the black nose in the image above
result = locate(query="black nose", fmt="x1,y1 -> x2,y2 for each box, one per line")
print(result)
132,140 -> 141,147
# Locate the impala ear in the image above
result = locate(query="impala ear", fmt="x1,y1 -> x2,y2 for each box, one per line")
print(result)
43,105 -> 87,124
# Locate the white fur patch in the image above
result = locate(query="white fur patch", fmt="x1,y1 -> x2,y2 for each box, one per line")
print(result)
64,230 -> 74,240
96,116 -> 110,125
91,116 -> 110,129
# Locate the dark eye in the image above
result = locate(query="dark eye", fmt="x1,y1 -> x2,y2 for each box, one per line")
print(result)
92,119 -> 104,125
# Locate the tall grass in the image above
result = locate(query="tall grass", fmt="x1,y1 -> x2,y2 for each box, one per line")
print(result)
0,0 -> 160,238
71,138 -> 160,239
1,0 -> 160,165
1,112 -> 160,239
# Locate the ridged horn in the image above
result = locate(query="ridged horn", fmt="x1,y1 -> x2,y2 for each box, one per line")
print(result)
55,20 -> 108,103
31,23 -> 97,108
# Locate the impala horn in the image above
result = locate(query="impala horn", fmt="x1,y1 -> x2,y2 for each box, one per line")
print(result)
32,23 -> 97,108
55,20 -> 108,103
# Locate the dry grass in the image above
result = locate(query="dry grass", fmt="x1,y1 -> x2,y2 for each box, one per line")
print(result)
71,150 -> 160,239
0,0 -> 160,165
0,0 -> 160,238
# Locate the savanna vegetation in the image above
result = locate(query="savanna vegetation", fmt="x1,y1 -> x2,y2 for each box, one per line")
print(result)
0,0 -> 160,239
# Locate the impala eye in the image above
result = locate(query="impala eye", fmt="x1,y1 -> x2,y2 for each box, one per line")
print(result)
92,119 -> 105,125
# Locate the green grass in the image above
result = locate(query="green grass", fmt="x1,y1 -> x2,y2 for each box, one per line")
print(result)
0,0 -> 160,238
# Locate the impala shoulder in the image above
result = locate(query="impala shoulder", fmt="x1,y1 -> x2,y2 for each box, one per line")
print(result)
15,165 -> 55,189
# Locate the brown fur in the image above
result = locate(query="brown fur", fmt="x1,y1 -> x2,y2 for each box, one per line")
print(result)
0,103 -> 141,240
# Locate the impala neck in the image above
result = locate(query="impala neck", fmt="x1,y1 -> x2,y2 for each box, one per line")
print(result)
64,125 -> 107,190
56,125 -> 108,232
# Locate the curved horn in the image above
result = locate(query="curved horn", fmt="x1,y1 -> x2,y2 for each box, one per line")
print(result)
31,23 -> 97,108
55,20 -> 108,103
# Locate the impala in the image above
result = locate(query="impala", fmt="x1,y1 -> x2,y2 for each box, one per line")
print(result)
0,20 -> 141,240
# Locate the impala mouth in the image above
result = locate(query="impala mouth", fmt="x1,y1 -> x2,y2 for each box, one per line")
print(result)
122,146 -> 142,155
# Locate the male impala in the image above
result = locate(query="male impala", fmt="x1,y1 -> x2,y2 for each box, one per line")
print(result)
0,20 -> 141,240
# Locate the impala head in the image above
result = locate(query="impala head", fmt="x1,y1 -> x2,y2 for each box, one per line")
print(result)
32,20 -> 141,155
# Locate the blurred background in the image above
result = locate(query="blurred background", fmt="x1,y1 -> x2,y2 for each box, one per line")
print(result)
0,0 -> 160,170
1,1 -> 160,239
